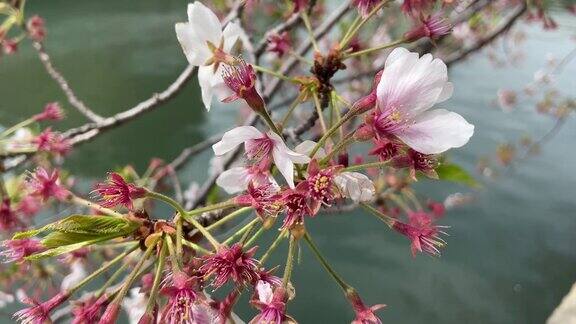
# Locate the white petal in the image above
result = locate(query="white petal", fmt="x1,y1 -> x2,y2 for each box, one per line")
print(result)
396,108 -> 474,154
198,65 -> 217,111
216,167 -> 251,194
175,22 -> 212,66
437,82 -> 454,103
377,48 -> 450,118
222,21 -> 244,53
272,147 -> 296,188
294,140 -> 326,159
256,281 -> 273,304
335,172 -> 375,202
213,126 -> 263,156
268,132 -> 311,164
187,2 -> 222,46
384,47 -> 412,68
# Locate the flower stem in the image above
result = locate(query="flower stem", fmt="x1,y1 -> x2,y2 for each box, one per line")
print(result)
244,225 -> 265,247
187,200 -> 237,217
146,190 -> 220,250
303,232 -> 351,292
223,217 -> 260,246
111,237 -> 159,305
145,241 -> 167,314
282,234 -> 297,287
95,259 -> 130,298
360,202 -> 395,227
301,11 -> 319,52
69,243 -> 139,296
259,110 -> 283,137
342,160 -> 389,172
344,38 -> 405,59
281,92 -> 306,127
68,194 -> 124,217
205,207 -> 252,232
322,132 -> 355,163
310,110 -> 356,158
182,239 -> 211,255
259,230 -> 286,264
165,235 -> 182,271
252,64 -> 296,82
340,0 -> 392,49
312,91 -> 328,135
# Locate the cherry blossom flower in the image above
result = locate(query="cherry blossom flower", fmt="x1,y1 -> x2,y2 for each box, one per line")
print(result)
404,14 -> 452,42
159,271 -> 215,323
175,2 -> 244,110
16,196 -> 42,218
353,0 -> 380,17
291,0 -> 309,13
27,168 -> 69,202
235,182 -> 283,220
401,0 -> 435,16
216,160 -> 275,194
392,148 -> 438,180
99,302 -> 121,324
267,32 -> 291,57
14,291 -> 69,324
360,48 -> 474,154
0,199 -> 19,231
280,182 -> 312,230
32,128 -> 72,156
347,290 -> 385,324
497,89 -> 518,112
368,138 -> 401,161
71,295 -> 108,324
0,239 -> 45,263
250,281 -> 295,324
33,102 -> 64,122
303,159 -> 342,214
93,172 -> 146,209
392,211 -> 447,256
210,290 -> 239,324
334,172 -> 375,203
2,38 -> 18,54
213,126 -> 310,188
222,59 -> 265,113
256,270 -> 282,288
200,243 -> 259,288
27,15 -> 46,42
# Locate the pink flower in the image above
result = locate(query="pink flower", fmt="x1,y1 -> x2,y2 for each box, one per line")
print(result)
392,148 -> 438,180
1,239 -> 45,263
427,200 -> 445,218
250,282 -> 295,324
27,168 -> 69,202
392,211 -> 447,256
213,126 -> 310,188
14,292 -> 69,324
0,199 -> 19,231
368,138 -> 401,161
353,0 -> 380,17
159,272 -> 214,324
222,59 -> 265,113
256,269 -> 282,288
361,48 -> 473,155
235,182 -> 282,220
16,196 -> 42,218
267,32 -> 291,57
33,102 -> 65,122
2,38 -> 18,54
200,243 -> 259,288
93,172 -> 146,209
280,183 -> 312,230
347,290 -> 385,324
497,89 -> 517,112
32,128 -> 72,156
71,295 -> 108,324
210,290 -> 239,324
404,14 -> 452,42
303,159 -> 342,214
27,15 -> 46,42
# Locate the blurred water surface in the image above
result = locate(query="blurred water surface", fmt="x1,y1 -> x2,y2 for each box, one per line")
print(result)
0,1 -> 575,323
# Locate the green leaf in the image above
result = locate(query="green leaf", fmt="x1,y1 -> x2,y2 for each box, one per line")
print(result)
41,232 -> 104,248
26,236 -> 116,260
436,163 -> 480,188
